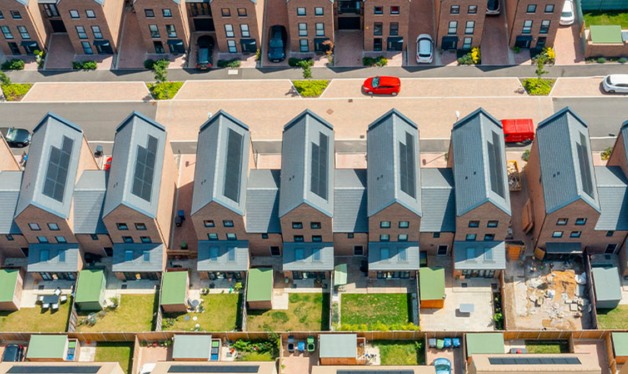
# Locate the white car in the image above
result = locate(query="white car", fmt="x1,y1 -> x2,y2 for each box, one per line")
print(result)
603,74 -> 628,94
139,364 -> 156,374
416,34 -> 433,64
560,0 -> 575,25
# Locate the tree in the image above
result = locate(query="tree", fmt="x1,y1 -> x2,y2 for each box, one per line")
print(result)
535,54 -> 548,82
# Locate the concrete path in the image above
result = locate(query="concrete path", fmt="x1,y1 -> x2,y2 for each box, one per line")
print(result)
550,77 -> 612,97
174,80 -> 299,100
22,82 -> 152,102
554,24 -> 586,65
334,31 -> 364,67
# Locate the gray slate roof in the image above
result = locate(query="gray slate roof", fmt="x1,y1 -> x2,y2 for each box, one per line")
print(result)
192,111 -> 250,216
368,242 -> 420,271
197,240 -> 249,272
112,243 -> 164,273
595,166 -> 628,231
334,169 -> 368,233
453,241 -> 506,270
245,169 -> 281,233
28,243 -> 80,273
0,171 -> 23,235
536,107 -> 600,214
279,110 -> 335,218
420,168 -> 456,232
283,242 -> 334,271
15,113 -> 85,220
73,170 -> 108,234
103,112 -> 167,219
367,109 -> 421,217
450,109 -> 511,217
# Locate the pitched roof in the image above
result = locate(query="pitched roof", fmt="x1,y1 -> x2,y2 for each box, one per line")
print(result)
197,240 -> 249,272
103,112 -> 167,219
333,169 -> 368,233
73,170 -> 108,234
192,111 -> 250,216
283,242 -> 334,271
245,169 -> 281,233
319,335 -> 357,358
0,171 -> 23,235
367,109 -> 422,217
368,242 -> 420,271
15,113 -> 84,219
595,166 -> 628,231
27,243 -> 81,273
450,109 -> 511,216
279,110 -> 334,218
161,271 -> 188,306
112,243 -> 164,273
454,241 -> 506,270
420,168 -> 456,232
536,107 -> 600,214
246,268 -> 273,302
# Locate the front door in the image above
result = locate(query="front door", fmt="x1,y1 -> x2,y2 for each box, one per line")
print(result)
154,41 -> 165,54
536,36 -> 546,49
441,36 -> 458,50
8,42 -> 20,55
50,20 -> 66,33
23,42 -> 39,55
95,41 -> 113,54
338,17 -> 361,30
514,35 -> 533,48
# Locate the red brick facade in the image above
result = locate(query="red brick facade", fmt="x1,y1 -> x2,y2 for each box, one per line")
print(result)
435,0 -> 487,49
133,0 -> 191,53
210,0 -> 263,54
0,0 -> 48,56
505,0 -> 563,48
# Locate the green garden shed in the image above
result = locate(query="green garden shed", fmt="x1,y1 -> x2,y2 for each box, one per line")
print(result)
420,267 -> 445,308
246,268 -> 273,310
466,333 -> 505,359
160,271 -> 189,313
75,269 -> 107,311
26,335 -> 69,361
172,335 -> 212,361
0,268 -> 23,311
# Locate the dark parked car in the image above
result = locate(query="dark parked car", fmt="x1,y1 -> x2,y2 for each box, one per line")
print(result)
0,127 -> 31,148
486,0 -> 501,14
196,35 -> 214,70
268,25 -> 287,63
2,344 -> 24,362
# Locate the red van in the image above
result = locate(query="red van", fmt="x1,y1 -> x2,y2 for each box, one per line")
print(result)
501,119 -> 534,144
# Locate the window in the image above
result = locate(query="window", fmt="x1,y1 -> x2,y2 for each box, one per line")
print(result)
225,24 -> 234,37
117,223 -> 128,230
143,250 -> 150,262
270,246 -> 281,256
484,234 -> 495,241
522,20 -> 533,34
374,22 -> 383,35
448,21 -> 457,34
6,235 -> 14,241
56,236 -> 67,243
607,231 -> 615,237
223,220 -> 234,227
557,218 -> 568,225
90,234 -> 98,240
294,235 -> 304,242
122,236 -> 133,243
240,24 -> 250,37
297,7 -> 306,15
140,236 -> 152,243
354,246 -> 364,256
433,232 -> 441,238
148,24 -> 159,38
316,23 -> 324,36
226,233 -> 237,240
292,222 -> 303,229
348,233 -> 354,239
380,234 -> 390,241
208,233 -> 218,240
92,25 -> 102,39
43,4 -> 60,17
374,38 -> 382,51
311,222 -> 322,229
570,231 -> 581,238
166,24 -> 177,38
315,7 -> 324,15
466,234 -> 477,241
76,26 -> 88,39
237,8 -> 247,16
11,10 -> 21,19
300,39 -> 308,52
221,8 -> 231,17
227,40 -> 237,52
163,9 -> 172,17
1,26 -> 13,39
135,223 -> 147,230
204,220 -> 215,227
469,221 -> 479,228
398,234 -> 408,241
390,22 -> 399,36
29,223 -> 41,231
312,235 -> 322,242
298,23 -> 307,36
69,10 -> 79,18
81,41 -> 93,54
527,4 -> 537,12
390,5 -> 400,14
38,236 -> 48,243
463,37 -> 472,49
0,11 -> 3,19
380,221 -> 391,228
261,233 -> 269,239
17,26 -> 29,39
552,231 -> 563,238
450,5 -> 460,14
468,5 -> 478,13
606,244 -> 618,254
374,6 -> 383,14
545,4 -> 555,12
487,221 -> 498,228
86,9 -> 95,18
575,218 -> 587,225
399,221 -> 409,228
48,223 -> 59,231
465,21 -> 475,34
145,9 -> 155,17
540,20 -> 550,34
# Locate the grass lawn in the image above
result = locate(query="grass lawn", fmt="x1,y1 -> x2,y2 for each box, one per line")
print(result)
95,343 -> 134,374
77,294 -> 158,332
247,293 -> 329,331
1,83 -> 33,101
0,297 -> 72,332
236,352 -> 275,361
373,340 -> 425,365
597,306 -> 628,329
292,80 -> 330,97
521,78 -> 556,96
163,293 -> 242,331
525,340 -> 570,354
341,294 -> 412,329
584,11 -> 628,28
147,81 -> 183,100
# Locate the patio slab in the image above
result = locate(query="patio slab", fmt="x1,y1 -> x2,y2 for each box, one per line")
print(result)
22,82 -> 151,102
117,9 -> 148,70
550,77 -> 607,97
426,346 -> 464,374
554,23 -> 585,65
174,80 -> 298,100
335,31 -> 364,67
45,33 -> 75,70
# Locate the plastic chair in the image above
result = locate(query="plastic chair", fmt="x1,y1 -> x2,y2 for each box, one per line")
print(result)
307,336 -> 315,352
452,338 -> 461,348
52,303 -> 59,310
42,303 -> 50,309
60,295 -> 68,303
444,338 -> 452,348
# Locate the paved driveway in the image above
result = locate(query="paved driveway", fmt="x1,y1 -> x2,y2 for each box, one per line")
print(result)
406,0 -> 436,66
117,10 -> 147,70
554,23 -> 585,65
481,7 -> 512,65
550,77 -> 609,97
261,0 -> 290,67
45,33 -> 75,70
334,31 -> 364,67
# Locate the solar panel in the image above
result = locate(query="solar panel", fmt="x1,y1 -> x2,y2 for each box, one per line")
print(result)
578,132 -> 595,198
132,135 -> 158,202
223,129 -> 243,203
337,371 -> 414,374
399,132 -> 416,198
487,131 -> 506,198
167,365 -> 260,373
43,136 -> 74,202
488,356 -> 581,365
310,133 -> 329,200
8,367 -> 102,374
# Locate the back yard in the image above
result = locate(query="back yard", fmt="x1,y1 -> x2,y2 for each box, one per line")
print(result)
584,11 -> 628,28
341,293 -> 414,330
247,293 -> 329,331
77,293 -> 158,332
95,343 -> 134,374
162,293 -> 243,331
373,340 -> 425,365
0,298 -> 72,332
597,306 -> 628,329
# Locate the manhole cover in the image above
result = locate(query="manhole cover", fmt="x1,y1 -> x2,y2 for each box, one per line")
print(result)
327,109 -> 334,115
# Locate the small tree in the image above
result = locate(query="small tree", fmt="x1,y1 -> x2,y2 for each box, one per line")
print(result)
298,60 -> 312,79
535,55 -> 548,82
154,64 -> 168,84
0,71 -> 11,86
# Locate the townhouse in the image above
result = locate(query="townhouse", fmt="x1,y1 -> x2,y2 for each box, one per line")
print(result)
133,0 -> 190,54
419,167 -> 456,256
505,0 -> 564,49
209,0 -> 263,54
287,0 -> 334,53
333,168 -> 368,256
0,0 -> 48,56
434,0 -> 487,49
362,0 -> 411,52
607,120 -> 628,276
0,134 -> 25,260
246,169 -> 283,257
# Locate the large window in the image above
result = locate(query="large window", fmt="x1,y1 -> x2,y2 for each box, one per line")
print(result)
465,21 -> 475,34
1,26 -> 13,40
300,39 -> 308,52
448,21 -> 457,34
69,9 -> 79,18
315,7 -> 324,15
316,23 -> 324,36
374,22 -> 383,35
227,39 -> 237,52
240,24 -> 250,37
299,23 -> 307,36
82,41 -> 93,54
297,7 -> 306,15
149,24 -> 159,38
43,4 -> 60,17
17,26 -> 30,39
463,37 -> 472,49
540,20 -> 550,34
225,24 -> 234,37
92,25 -> 103,39
166,24 -> 177,38
390,22 -> 399,36
76,26 -> 88,39
522,20 -> 533,34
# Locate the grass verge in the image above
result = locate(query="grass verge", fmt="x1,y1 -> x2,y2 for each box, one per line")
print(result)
373,340 -> 425,365
597,306 -> 628,329
525,340 -> 570,354
77,293 -> 158,332
147,81 -> 183,100
521,78 -> 556,96
0,297 -> 72,332
341,293 -> 413,329
292,80 -> 330,97
583,11 -> 628,28
95,343 -> 134,374
163,293 -> 242,331
1,83 -> 33,101
247,293 -> 329,331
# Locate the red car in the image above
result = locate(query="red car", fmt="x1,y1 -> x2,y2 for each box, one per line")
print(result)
362,76 -> 401,96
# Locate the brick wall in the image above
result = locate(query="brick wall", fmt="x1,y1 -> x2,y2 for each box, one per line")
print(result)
103,205 -> 162,244
279,203 -> 333,242
133,0 -> 191,52
191,202 -> 247,242
15,206 -> 77,244
210,0 -> 262,54
156,141 -> 178,248
368,204 -> 421,242
333,232 -> 368,256
454,202 -> 511,242
248,233 -> 283,257
435,0 -> 487,49
286,0 -> 334,52
57,0 -> 123,54
363,0 -> 410,52
75,234 -> 113,256
507,0 -> 563,48
0,235 -> 28,258
419,232 -> 455,255
0,2 -> 48,56
584,39 -> 628,58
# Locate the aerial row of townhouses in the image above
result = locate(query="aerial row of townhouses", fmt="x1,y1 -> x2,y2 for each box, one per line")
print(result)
1,107 -> 628,285
0,0 -> 564,61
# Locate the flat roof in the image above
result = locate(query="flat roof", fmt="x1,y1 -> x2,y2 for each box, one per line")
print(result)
419,267 -> 445,301
161,272 -> 188,306
0,269 -> 19,303
27,336 -> 68,359
172,335 -> 212,360
613,333 -> 628,357
591,25 -> 623,44
75,269 -> 105,304
591,265 -> 621,303
466,333 -> 505,358
319,334 -> 357,358
246,268 -> 273,302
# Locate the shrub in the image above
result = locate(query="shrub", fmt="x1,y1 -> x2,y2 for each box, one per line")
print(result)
619,57 -> 627,64
543,47 -> 556,63
597,57 -> 606,64
1,83 -> 33,101
82,61 -> 97,70
601,147 -> 613,161
288,57 -> 314,67
1,59 -> 25,71
522,78 -> 555,96
144,59 -> 169,70
513,46 -> 521,53
458,53 -> 474,65
471,47 -> 481,64
147,81 -> 183,100
362,56 -> 388,67
292,80 -> 329,97
0,71 -> 10,85
217,58 -> 241,68
144,59 -> 155,69
72,61 -> 83,70
522,150 -> 531,162
298,60 -> 313,79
